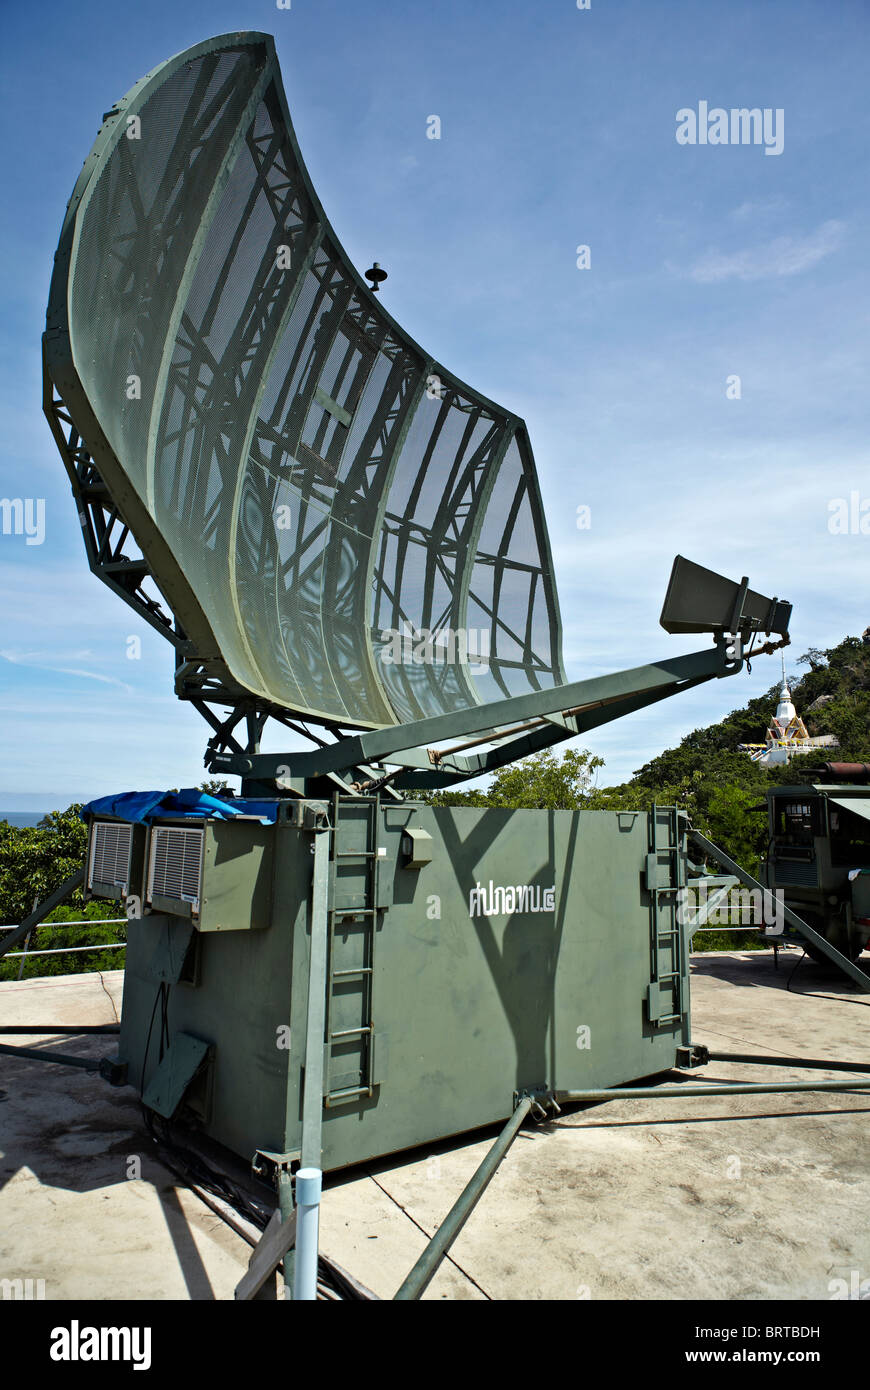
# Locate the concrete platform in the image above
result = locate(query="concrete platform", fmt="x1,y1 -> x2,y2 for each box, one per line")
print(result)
1,949 -> 868,1301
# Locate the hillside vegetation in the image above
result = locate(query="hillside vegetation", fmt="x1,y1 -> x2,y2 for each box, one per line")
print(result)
587,634 -> 870,873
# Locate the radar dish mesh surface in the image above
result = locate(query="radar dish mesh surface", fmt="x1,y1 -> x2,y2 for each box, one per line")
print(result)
46,33 -> 565,729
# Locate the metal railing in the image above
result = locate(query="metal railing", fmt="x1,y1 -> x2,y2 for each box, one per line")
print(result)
2,942 -> 127,959
0,919 -> 126,931
690,925 -> 783,933
0,918 -> 126,974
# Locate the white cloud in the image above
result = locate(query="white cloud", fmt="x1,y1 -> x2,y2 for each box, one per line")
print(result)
0,649 -> 133,692
729,195 -> 789,222
686,220 -> 844,283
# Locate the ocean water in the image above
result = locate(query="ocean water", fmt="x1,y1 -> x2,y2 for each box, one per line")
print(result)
0,812 -> 51,828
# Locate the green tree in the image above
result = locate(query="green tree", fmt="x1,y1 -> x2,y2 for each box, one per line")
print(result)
481,747 -> 604,809
703,784 -> 767,877
425,747 -> 603,810
0,806 -> 123,982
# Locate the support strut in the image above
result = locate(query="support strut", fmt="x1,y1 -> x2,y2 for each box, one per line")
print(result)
0,868 -> 84,960
690,829 -> 870,992
394,1096 -> 533,1300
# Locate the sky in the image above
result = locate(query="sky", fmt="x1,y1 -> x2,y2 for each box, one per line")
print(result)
0,0 -> 868,808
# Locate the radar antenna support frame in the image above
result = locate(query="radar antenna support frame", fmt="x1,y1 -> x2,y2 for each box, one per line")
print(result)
43,365 -> 182,647
209,626 -> 790,793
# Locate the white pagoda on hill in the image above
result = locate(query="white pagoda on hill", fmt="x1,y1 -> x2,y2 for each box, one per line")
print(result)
739,659 -> 839,766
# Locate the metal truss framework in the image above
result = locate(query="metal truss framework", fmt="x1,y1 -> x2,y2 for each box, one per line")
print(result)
43,378 -> 178,645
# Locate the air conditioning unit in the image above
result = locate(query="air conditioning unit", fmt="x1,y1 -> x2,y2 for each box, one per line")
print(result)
87,820 -> 135,900
147,825 -> 205,917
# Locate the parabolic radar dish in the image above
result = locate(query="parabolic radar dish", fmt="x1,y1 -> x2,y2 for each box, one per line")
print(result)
44,31 -> 566,732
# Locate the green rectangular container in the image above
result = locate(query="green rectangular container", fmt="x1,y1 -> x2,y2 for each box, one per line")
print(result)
117,801 -> 689,1172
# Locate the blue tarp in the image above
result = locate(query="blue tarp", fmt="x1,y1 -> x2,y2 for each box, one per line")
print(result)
80,789 -> 281,825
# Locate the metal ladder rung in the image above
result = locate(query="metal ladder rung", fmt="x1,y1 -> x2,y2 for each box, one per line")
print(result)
324,793 -> 381,1103
648,806 -> 686,1030
325,1083 -> 372,1104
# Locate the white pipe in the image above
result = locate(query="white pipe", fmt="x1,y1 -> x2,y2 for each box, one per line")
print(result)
293,1168 -> 322,1302
1,920 -> 125,931
3,943 -> 127,958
